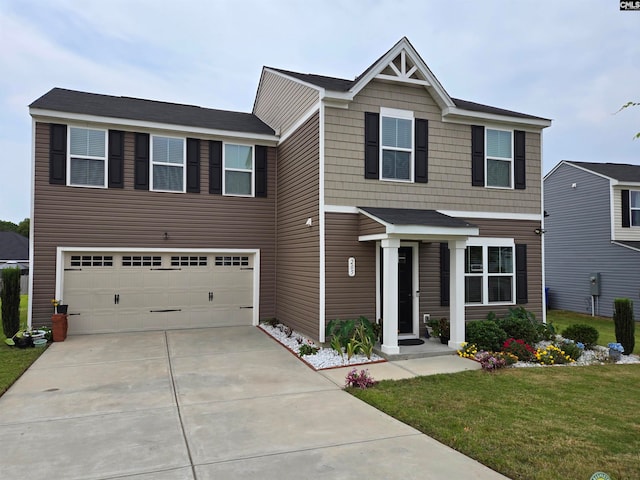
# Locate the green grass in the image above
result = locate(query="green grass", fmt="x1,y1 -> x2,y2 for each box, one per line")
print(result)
548,309 -> 639,348
0,295 -> 47,396
350,365 -> 640,480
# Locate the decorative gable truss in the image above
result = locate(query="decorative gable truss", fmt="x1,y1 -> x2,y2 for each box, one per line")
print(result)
376,49 -> 431,86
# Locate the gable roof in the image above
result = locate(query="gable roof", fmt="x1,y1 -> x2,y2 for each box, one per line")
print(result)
264,37 -> 550,126
0,232 -> 29,261
359,207 -> 476,229
562,161 -> 640,183
30,88 -> 275,136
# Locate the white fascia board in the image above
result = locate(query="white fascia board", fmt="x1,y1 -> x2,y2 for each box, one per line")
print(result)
558,161 -> 615,182
263,67 -> 324,94
611,180 -> 640,187
437,210 -> 542,221
387,225 -> 479,237
442,107 -> 551,130
279,104 -> 320,143
325,205 -> 359,214
543,160 -> 571,180
358,233 -> 388,242
30,109 -> 280,145
357,208 -> 392,228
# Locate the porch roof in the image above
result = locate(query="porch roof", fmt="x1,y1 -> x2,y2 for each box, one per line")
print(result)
358,207 -> 479,240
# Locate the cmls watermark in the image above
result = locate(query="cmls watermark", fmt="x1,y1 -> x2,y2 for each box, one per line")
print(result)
620,0 -> 640,10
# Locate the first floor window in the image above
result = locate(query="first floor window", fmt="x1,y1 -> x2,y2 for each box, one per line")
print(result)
152,135 -> 185,192
465,240 -> 514,305
631,191 -> 640,226
69,127 -> 106,187
224,144 -> 253,196
486,128 -> 512,188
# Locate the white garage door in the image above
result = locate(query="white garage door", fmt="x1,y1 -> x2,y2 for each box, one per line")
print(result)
62,252 -> 255,334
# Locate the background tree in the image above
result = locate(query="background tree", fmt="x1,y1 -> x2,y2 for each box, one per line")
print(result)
618,101 -> 639,139
16,218 -> 30,238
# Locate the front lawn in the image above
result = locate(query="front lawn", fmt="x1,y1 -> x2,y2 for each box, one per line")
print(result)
350,365 -> 640,480
0,295 -> 47,396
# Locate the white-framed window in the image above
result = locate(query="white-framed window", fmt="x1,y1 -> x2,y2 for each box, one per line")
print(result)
380,107 -> 413,182
465,238 -> 515,305
486,128 -> 513,188
151,135 -> 185,192
68,127 -> 107,187
631,190 -> 640,226
224,143 -> 254,196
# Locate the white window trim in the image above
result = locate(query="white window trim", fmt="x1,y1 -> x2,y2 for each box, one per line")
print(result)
379,107 -> 414,183
67,126 -> 108,189
223,142 -> 255,197
485,127 -> 514,190
631,190 -> 640,227
150,135 -> 186,193
465,237 -> 516,306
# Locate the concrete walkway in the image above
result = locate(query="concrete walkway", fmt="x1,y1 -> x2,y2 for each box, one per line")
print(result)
0,327 -> 505,480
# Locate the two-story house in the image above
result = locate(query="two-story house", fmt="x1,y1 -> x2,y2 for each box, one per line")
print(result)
545,161 -> 640,319
28,37 -> 550,354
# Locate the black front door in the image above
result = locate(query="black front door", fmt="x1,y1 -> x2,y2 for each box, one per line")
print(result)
397,246 -> 413,334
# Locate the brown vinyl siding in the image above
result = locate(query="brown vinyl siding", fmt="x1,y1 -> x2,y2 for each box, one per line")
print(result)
275,113 -> 321,339
324,80 -> 542,214
253,70 -> 320,136
420,218 -> 543,322
358,214 -> 385,236
32,122 -> 276,326
325,213 -> 377,322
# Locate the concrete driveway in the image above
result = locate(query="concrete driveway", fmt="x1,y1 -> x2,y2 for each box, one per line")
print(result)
0,327 -> 507,479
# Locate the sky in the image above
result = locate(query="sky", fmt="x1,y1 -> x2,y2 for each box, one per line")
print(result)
0,0 -> 638,224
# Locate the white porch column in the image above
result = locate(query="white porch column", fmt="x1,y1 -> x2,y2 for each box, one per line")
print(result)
381,238 -> 400,354
448,239 -> 467,349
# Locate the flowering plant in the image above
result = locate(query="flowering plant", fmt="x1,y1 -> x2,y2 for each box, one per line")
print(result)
457,342 -> 478,359
502,338 -> 536,362
51,299 -> 60,307
345,368 -> 377,389
535,345 -> 574,365
608,342 -> 624,353
476,351 -> 516,371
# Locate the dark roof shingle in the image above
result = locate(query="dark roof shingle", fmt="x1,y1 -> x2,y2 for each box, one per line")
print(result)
359,207 -> 476,229
0,232 -> 29,261
30,88 -> 275,136
567,161 -> 640,182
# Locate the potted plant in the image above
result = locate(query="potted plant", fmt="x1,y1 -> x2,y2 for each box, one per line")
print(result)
51,299 -> 68,314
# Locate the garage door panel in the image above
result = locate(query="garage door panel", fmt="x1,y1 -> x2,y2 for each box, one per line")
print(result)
63,251 -> 255,334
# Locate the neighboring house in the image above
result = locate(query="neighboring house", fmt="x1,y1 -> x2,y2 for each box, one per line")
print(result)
0,231 -> 30,293
28,37 -> 550,354
544,161 -> 640,319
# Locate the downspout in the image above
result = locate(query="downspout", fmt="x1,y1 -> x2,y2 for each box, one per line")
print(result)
319,101 -> 326,342
540,130 -> 547,324
27,118 -> 36,328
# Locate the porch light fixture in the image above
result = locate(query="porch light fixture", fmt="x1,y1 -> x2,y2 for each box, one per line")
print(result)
534,228 -> 545,235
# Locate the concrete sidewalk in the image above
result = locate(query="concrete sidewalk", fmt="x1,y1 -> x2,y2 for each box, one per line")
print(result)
0,327 -> 505,480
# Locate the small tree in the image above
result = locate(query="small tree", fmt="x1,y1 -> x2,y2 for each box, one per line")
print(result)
613,298 -> 635,355
1,267 -> 21,338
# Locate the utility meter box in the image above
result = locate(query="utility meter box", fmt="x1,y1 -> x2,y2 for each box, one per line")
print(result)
589,273 -> 601,296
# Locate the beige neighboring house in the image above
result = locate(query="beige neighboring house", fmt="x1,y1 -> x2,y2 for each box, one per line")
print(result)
28,37 -> 550,354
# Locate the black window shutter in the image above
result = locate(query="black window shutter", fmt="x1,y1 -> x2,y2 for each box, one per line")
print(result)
415,118 -> 428,183
514,130 -> 526,189
516,244 -> 528,304
364,112 -> 379,179
108,130 -> 124,188
622,189 -> 631,228
186,138 -> 200,193
134,133 -> 150,190
440,243 -> 450,307
209,140 -> 223,195
49,123 -> 67,184
255,145 -> 267,197
471,125 -> 485,186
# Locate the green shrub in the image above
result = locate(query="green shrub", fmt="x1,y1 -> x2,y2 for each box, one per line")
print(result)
558,340 -> 583,361
613,298 -> 635,355
496,316 -> 539,345
535,322 -> 556,341
466,320 -> 508,352
298,343 -> 319,356
561,324 -> 599,348
1,267 -> 21,338
326,316 -> 377,358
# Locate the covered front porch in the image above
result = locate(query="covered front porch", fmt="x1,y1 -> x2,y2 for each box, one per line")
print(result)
358,207 -> 479,355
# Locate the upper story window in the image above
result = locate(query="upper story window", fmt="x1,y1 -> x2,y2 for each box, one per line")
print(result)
631,191 -> 640,226
151,135 -> 185,192
380,108 -> 413,182
486,128 -> 513,188
69,127 -> 107,187
464,239 -> 515,305
224,144 -> 253,196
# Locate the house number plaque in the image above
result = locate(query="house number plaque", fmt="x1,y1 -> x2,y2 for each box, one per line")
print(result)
348,257 -> 356,277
